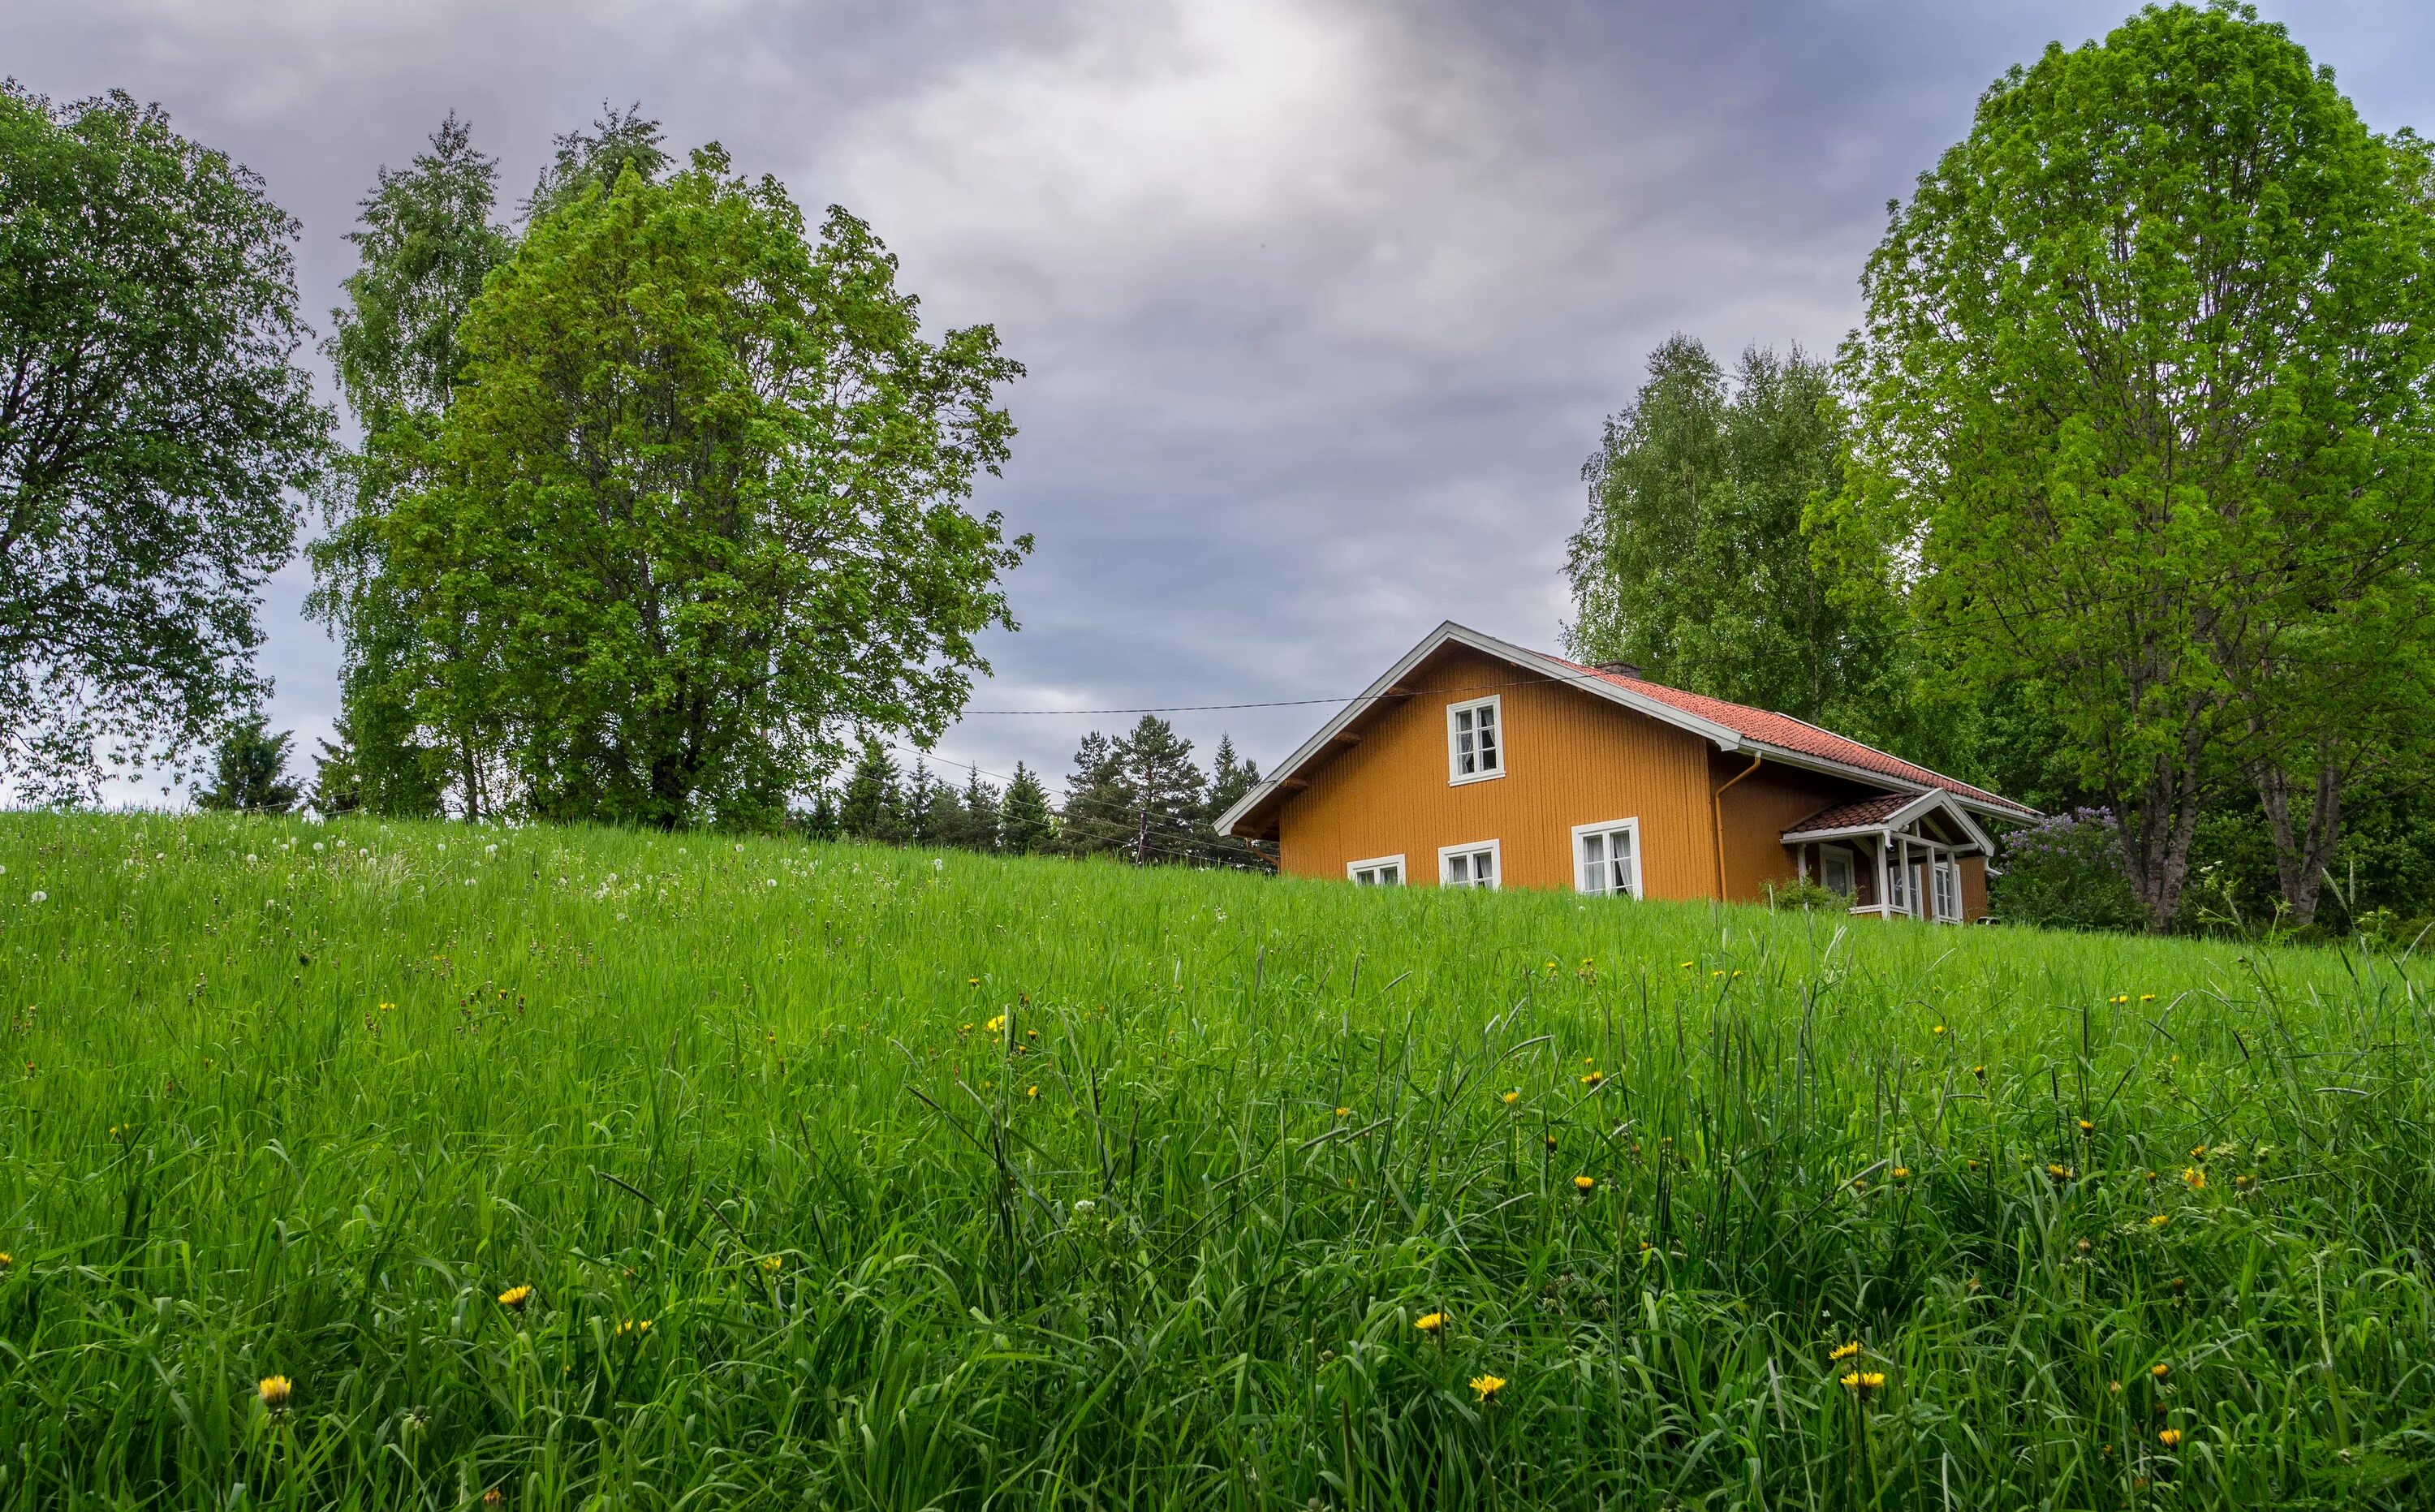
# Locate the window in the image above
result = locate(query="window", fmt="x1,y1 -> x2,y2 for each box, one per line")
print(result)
1572,818 -> 1641,898
1446,696 -> 1503,784
1439,840 -> 1500,890
1933,859 -> 1960,923
1820,847 -> 1855,897
1348,855 -> 1404,886
1887,851 -> 1911,915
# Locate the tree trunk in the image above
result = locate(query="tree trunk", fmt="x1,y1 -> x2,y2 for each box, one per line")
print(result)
2253,759 -> 2343,925
2114,726 -> 2209,933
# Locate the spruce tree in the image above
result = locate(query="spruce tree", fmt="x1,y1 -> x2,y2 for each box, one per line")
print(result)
1000,763 -> 1054,855
839,739 -> 904,843
193,716 -> 303,815
1200,734 -> 1275,872
954,765 -> 1002,852
1117,716 -> 1205,865
1058,731 -> 1134,857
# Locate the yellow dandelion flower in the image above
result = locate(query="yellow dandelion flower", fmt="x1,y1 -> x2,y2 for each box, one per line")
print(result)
483,1490 -> 505,1508
967,977 -> 980,986
1678,960 -> 1694,969
2139,993 -> 2157,1003
1580,1070 -> 1605,1086
761,1255 -> 783,1276
497,1285 -> 532,1311
2157,1428 -> 2182,1448
0,1251 -> 11,1269
2046,1163 -> 2073,1182
1829,1342 -> 1860,1361
1334,1106 -> 1351,1118
1573,1174 -> 1596,1192
1730,969 -> 1745,979
2189,1144 -> 2208,1160
1470,1373 -> 1507,1404
1501,1089 -> 1519,1105
1710,970 -> 1726,979
1930,1024 -> 1946,1036
1414,1312 -> 1445,1334
2148,1213 -> 2170,1228
257,1375 -> 292,1409
1972,1065 -> 1987,1080
2151,1362 -> 2169,1379
984,1015 -> 1005,1034
615,1318 -> 653,1338
1839,1370 -> 1885,1393
1891,1166 -> 1911,1181
2110,1380 -> 2123,1394
2182,1167 -> 2206,1191
1026,1085 -> 1039,1099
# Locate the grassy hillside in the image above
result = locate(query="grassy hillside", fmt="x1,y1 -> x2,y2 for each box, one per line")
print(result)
3,812 -> 2433,1508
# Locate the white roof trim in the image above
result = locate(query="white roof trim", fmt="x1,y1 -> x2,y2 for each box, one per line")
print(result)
1215,620 -> 2033,838
1214,621 -> 1744,838
1780,790 -> 1995,853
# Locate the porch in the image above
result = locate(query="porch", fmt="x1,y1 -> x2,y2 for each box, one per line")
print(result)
1780,790 -> 1993,924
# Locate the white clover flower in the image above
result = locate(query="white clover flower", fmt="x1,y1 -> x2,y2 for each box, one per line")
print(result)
1072,1199 -> 1097,1218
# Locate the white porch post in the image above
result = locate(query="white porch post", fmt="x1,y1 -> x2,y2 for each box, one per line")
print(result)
1899,834 -> 1913,917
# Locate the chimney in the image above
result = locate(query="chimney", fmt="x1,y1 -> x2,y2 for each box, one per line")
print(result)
1595,661 -> 1643,680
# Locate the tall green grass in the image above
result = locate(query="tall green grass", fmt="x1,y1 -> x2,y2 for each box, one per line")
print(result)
3,810 -> 2434,1508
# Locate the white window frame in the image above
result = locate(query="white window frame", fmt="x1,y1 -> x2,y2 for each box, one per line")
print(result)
1571,817 -> 1642,899
1446,696 -> 1505,786
1438,839 -> 1501,890
1886,848 -> 1912,915
1933,859 -> 1960,922
1819,845 -> 1855,898
1347,854 -> 1406,886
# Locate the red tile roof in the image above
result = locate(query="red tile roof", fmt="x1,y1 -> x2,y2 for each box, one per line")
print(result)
1782,795 -> 1918,836
1549,656 -> 2034,817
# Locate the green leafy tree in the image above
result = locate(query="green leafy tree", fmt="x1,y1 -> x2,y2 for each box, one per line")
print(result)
309,113 -> 509,820
380,145 -> 1028,830
999,762 -> 1054,855
1838,2 -> 2435,929
522,104 -> 670,224
0,85 -> 329,799
192,715 -> 301,814
1565,338 -> 1913,749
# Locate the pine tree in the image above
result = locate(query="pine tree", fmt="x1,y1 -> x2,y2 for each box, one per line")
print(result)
1000,763 -> 1054,855
311,714 -> 364,818
839,739 -> 904,843
1058,731 -> 1133,857
795,786 -> 842,842
1200,734 -> 1275,872
1116,716 -> 1205,865
193,716 -> 302,815
903,760 -> 942,846
952,765 -> 1001,852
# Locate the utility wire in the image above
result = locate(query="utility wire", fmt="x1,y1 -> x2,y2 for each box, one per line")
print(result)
955,548 -> 2429,717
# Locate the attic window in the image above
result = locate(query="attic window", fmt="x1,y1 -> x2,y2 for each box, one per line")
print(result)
1447,696 -> 1503,785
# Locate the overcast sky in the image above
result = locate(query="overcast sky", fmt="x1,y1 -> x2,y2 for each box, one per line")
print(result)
11,0 -> 2433,805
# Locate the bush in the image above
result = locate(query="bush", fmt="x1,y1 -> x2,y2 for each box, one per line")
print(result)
1989,807 -> 2145,932
1763,879 -> 1848,913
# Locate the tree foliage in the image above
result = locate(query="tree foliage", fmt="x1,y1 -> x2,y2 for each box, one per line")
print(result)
192,714 -> 300,815
1566,338 -> 1915,751
0,85 -> 328,799
377,145 -> 1029,830
1838,2 -> 2435,929
310,113 -> 511,820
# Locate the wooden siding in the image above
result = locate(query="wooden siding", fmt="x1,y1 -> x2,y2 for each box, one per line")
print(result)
1268,644 -> 2002,921
1710,752 -> 1881,901
1275,646 -> 1724,896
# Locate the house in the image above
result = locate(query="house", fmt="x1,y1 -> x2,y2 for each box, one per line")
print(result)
1213,622 -> 2036,922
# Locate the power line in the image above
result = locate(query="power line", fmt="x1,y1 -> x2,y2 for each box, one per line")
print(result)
955,546 -> 2428,718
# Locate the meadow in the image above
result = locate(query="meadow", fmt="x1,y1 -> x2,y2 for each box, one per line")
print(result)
2,812 -> 2433,1509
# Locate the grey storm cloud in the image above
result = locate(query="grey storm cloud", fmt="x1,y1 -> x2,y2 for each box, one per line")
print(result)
7,0 -> 2432,803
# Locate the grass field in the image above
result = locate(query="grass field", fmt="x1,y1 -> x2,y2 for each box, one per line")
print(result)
4,812 -> 2435,1508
